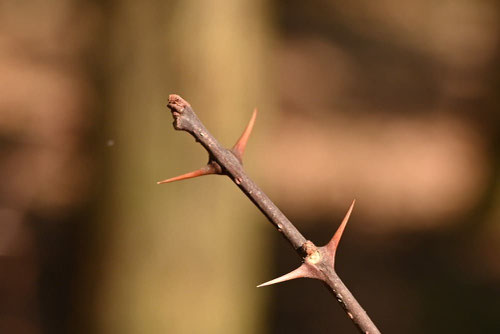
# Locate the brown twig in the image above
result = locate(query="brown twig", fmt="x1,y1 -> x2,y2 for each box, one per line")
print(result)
159,94 -> 381,334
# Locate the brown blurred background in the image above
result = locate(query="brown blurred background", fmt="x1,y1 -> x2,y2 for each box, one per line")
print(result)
1,0 -> 499,333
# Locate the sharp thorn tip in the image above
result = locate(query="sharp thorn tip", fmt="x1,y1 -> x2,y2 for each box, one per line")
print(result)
232,108 -> 258,159
256,264 -> 314,288
157,165 -> 217,184
326,200 -> 356,257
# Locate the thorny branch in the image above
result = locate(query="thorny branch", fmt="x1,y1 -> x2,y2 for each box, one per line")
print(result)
159,94 -> 381,334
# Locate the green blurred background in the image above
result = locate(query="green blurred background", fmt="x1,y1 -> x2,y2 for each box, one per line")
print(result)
1,0 -> 499,333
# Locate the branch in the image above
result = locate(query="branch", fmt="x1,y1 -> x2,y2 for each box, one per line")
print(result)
160,94 -> 381,334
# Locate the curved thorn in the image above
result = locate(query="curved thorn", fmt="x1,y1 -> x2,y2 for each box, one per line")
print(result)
232,108 -> 258,160
257,263 -> 316,288
326,199 -> 356,259
157,164 -> 217,184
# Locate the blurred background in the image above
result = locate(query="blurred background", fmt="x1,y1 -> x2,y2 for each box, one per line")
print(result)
1,0 -> 499,333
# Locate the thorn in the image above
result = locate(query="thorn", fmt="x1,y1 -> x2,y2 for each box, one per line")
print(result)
257,263 -> 316,288
157,164 -> 217,184
232,108 -> 257,160
326,199 -> 356,260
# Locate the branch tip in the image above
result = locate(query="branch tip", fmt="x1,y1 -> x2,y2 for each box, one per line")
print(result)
232,108 -> 258,160
168,94 -> 191,109
326,199 -> 356,258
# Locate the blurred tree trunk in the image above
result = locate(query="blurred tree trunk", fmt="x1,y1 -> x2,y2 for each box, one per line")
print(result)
0,1 -> 100,333
89,1 -> 272,333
